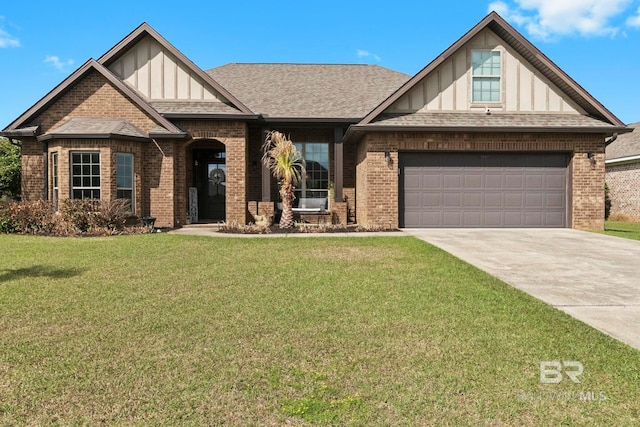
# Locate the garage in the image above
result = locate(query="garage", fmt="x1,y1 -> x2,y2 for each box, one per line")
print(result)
400,152 -> 569,228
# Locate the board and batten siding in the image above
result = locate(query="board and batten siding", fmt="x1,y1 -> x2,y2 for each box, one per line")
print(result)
388,28 -> 585,114
108,35 -> 224,102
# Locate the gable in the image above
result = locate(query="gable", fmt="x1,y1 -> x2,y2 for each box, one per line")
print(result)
387,28 -> 584,115
108,35 -> 225,102
31,69 -> 161,134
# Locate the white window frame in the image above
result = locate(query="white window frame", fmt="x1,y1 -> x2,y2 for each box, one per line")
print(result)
471,49 -> 502,104
70,151 -> 101,199
116,153 -> 134,213
293,142 -> 330,204
51,152 -> 59,208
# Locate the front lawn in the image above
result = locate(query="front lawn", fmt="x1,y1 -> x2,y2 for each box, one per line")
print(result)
604,220 -> 640,241
0,234 -> 638,425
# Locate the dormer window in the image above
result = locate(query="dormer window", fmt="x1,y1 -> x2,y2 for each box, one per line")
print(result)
472,50 -> 501,103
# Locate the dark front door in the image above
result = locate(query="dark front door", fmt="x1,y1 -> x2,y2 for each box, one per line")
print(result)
193,150 -> 226,221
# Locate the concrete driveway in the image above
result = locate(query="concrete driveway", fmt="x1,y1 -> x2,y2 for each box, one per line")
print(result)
402,228 -> 640,351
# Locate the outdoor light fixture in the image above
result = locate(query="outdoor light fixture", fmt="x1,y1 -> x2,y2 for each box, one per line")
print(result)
384,151 -> 391,165
587,152 -> 596,164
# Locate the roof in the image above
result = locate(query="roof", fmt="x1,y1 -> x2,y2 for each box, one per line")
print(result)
353,11 -> 626,141
149,100 -> 252,117
606,122 -> 640,162
206,63 -> 410,120
2,59 -> 184,136
38,118 -> 149,141
364,112 -> 626,132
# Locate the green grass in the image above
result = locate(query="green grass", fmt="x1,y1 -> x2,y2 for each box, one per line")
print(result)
0,234 -> 639,425
604,221 -> 640,241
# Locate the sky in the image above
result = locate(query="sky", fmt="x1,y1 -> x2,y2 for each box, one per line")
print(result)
1,0 -> 640,128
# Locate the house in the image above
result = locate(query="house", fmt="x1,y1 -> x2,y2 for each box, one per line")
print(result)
606,123 -> 640,220
1,12 -> 628,230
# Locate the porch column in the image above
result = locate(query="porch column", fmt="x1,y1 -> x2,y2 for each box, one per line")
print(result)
334,127 -> 343,201
261,129 -> 270,201
41,141 -> 48,201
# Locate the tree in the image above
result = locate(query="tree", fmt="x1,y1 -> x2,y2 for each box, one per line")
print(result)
0,137 -> 21,200
261,131 -> 303,229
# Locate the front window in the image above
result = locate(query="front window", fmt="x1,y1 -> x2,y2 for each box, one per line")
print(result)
52,152 -> 59,208
294,143 -> 329,206
472,50 -> 501,103
71,152 -> 100,199
116,153 -> 134,213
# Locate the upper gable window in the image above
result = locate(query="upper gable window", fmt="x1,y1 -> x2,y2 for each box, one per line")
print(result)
472,50 -> 501,103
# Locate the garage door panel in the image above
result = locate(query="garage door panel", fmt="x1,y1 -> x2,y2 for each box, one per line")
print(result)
525,193 -> 544,208
463,211 -> 483,226
464,193 -> 482,208
400,152 -> 567,228
525,175 -> 544,189
505,174 -> 524,189
443,193 -> 462,207
484,193 -> 503,208
443,175 -> 462,189
485,174 -> 502,189
422,193 -> 440,207
404,192 -> 421,209
421,174 -> 441,188
504,193 -> 523,207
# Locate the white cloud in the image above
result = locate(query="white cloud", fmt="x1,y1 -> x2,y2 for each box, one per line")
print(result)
489,0 -> 633,40
627,7 -> 640,27
44,55 -> 74,71
0,19 -> 19,48
357,49 -> 381,62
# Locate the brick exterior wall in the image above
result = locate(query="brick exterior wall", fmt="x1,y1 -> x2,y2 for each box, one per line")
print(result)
30,71 -> 158,134
356,132 -> 607,230
20,137 -> 44,201
606,161 -> 640,220
176,120 -> 248,225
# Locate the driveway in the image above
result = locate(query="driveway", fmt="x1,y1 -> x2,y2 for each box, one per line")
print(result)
402,228 -> 640,351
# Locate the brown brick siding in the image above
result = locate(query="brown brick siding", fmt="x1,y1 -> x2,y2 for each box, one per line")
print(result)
20,138 -> 44,201
356,132 -> 607,230
176,120 -> 248,225
606,161 -> 640,220
30,71 -> 158,134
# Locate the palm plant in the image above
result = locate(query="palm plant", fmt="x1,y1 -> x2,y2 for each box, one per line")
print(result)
261,131 -> 304,229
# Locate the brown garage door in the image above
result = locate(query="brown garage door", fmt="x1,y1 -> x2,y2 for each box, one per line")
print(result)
400,152 -> 568,228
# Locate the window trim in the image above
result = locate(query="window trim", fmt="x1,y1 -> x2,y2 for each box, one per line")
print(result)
294,142 -> 330,202
471,49 -> 502,104
70,151 -> 101,200
51,152 -> 59,208
116,152 -> 135,214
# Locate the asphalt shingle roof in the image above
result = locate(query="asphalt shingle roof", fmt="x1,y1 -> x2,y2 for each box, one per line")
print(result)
46,118 -> 147,138
150,101 -> 243,115
368,112 -> 620,129
206,63 -> 410,119
606,122 -> 640,160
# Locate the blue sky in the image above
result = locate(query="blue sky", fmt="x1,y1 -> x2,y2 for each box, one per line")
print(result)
1,0 -> 640,127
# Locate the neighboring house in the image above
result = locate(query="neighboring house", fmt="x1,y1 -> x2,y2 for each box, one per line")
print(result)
1,12 -> 628,230
606,123 -> 640,220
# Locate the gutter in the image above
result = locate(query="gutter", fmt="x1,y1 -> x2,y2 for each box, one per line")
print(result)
605,154 -> 640,165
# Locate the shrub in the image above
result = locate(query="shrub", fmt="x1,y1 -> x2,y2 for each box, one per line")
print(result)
0,199 -> 150,236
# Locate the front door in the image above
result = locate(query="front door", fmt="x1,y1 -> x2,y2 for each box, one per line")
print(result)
194,149 -> 226,221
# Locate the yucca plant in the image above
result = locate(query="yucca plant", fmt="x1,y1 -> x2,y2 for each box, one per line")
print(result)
262,131 -> 304,229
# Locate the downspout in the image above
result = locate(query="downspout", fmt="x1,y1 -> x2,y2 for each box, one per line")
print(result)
42,141 -> 48,201
605,133 -> 618,146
